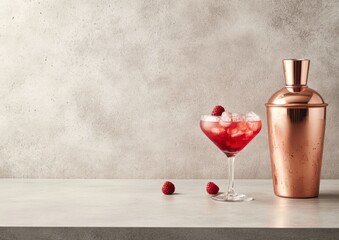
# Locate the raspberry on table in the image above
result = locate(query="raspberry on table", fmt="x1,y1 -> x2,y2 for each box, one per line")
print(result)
206,182 -> 219,194
162,181 -> 175,195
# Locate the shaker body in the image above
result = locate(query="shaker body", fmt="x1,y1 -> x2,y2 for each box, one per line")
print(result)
266,106 -> 326,198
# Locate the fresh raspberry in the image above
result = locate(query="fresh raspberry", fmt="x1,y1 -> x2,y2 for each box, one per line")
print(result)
211,105 -> 225,116
162,181 -> 175,195
206,182 -> 219,194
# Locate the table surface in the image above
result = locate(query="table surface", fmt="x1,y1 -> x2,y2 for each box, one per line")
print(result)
0,179 -> 338,228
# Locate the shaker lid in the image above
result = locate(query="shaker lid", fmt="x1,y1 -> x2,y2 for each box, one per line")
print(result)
283,59 -> 310,86
265,87 -> 327,107
266,59 -> 327,108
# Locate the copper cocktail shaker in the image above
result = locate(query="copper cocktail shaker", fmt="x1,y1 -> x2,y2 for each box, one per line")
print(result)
266,59 -> 327,198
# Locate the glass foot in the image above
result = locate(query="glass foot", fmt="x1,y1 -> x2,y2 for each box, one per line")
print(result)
211,193 -> 254,202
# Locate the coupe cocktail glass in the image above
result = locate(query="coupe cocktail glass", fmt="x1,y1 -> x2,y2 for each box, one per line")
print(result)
200,111 -> 262,202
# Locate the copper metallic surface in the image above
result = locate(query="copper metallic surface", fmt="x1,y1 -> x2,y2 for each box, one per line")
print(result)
266,59 -> 327,198
283,59 -> 310,86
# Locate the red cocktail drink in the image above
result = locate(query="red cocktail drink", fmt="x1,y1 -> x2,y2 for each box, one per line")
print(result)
200,117 -> 261,157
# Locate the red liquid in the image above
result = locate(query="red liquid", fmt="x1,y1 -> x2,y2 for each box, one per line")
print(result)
200,119 -> 262,157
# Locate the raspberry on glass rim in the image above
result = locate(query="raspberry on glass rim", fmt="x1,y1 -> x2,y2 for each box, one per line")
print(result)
211,105 -> 225,116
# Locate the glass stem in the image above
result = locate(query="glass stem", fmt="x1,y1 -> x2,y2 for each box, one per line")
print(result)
227,156 -> 236,195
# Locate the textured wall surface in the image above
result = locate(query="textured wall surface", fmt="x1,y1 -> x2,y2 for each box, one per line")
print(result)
0,0 -> 338,178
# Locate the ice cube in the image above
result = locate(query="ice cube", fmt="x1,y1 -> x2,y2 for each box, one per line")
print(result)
221,111 -> 232,122
231,113 -> 243,122
211,127 -> 225,134
245,112 -> 261,121
227,127 -> 242,137
245,130 -> 254,136
220,121 -> 231,127
237,122 -> 248,131
201,115 -> 220,122
247,121 -> 261,131
231,130 -> 244,138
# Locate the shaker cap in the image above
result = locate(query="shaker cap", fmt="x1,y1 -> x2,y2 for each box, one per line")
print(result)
266,59 -> 327,108
283,59 -> 310,86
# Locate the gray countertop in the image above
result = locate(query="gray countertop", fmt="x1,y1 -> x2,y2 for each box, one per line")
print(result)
0,179 -> 338,229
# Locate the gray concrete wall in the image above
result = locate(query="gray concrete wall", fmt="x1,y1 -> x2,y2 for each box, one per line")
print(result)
0,0 -> 338,178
